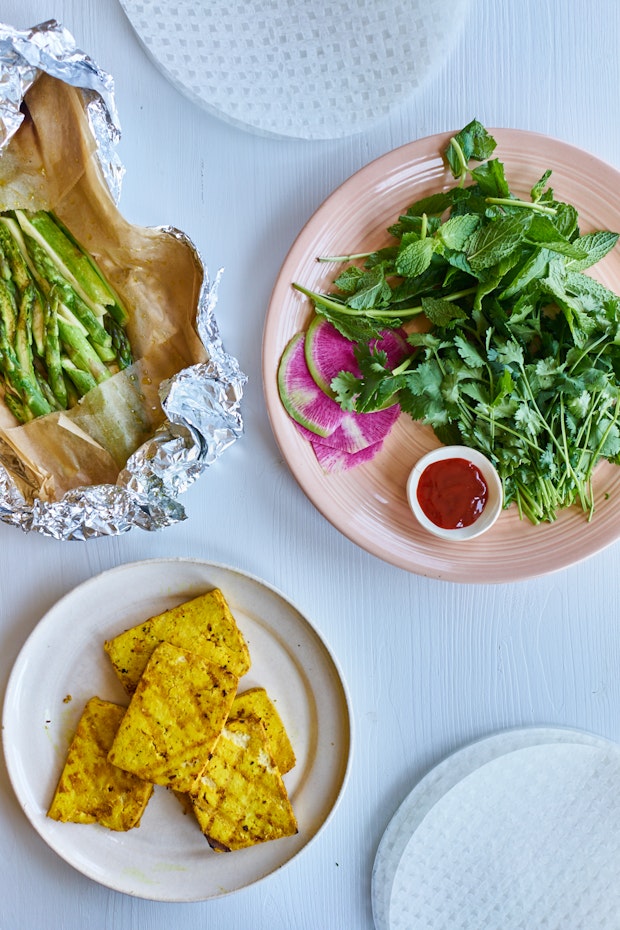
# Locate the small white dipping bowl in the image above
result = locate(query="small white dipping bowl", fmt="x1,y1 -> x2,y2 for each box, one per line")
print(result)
406,445 -> 503,541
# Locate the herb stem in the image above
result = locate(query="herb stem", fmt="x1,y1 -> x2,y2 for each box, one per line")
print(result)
448,136 -> 469,188
461,400 -> 544,453
292,282 -> 477,321
317,252 -> 375,263
395,286 -> 478,316
392,355 -> 416,376
292,283 -> 420,319
485,196 -> 557,216
519,365 -> 585,492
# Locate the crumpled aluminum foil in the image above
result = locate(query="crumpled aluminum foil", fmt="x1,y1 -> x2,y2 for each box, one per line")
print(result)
0,19 -> 246,540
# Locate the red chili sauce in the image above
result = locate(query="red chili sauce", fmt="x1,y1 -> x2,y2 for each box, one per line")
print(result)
416,457 -> 488,529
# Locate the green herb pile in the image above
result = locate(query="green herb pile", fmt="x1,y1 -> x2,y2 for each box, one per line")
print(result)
294,120 -> 620,523
0,210 -> 133,424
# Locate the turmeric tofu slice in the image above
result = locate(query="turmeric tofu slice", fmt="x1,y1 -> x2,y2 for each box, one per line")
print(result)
189,716 -> 298,851
229,687 -> 296,774
103,589 -> 251,694
47,696 -> 153,831
108,642 -> 237,792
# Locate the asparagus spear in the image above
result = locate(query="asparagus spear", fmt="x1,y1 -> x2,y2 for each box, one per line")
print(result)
0,221 -> 31,293
105,316 -> 133,370
0,279 -> 17,345
3,390 -> 30,423
0,210 -> 134,422
24,238 -> 115,352
0,326 -> 52,419
61,358 -> 98,396
14,210 -> 129,324
57,317 -> 111,384
15,284 -> 35,380
44,288 -> 67,408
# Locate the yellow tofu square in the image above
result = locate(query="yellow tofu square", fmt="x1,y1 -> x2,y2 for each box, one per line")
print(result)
108,642 -> 237,792
189,716 -> 298,851
103,589 -> 251,694
47,697 -> 153,831
229,687 -> 296,774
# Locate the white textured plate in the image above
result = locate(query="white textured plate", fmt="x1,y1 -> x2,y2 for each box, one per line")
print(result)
2,558 -> 352,901
372,727 -> 620,930
118,0 -> 469,139
263,130 -> 620,582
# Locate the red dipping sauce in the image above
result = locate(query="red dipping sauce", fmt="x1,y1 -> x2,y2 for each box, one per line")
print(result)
416,457 -> 489,529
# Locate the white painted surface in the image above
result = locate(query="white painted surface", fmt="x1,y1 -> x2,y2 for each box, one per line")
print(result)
1,2 -> 620,929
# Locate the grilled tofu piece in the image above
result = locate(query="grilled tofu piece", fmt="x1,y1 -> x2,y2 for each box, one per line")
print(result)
229,687 -> 296,774
108,642 -> 237,792
103,589 -> 251,694
47,696 -> 153,831
189,716 -> 298,851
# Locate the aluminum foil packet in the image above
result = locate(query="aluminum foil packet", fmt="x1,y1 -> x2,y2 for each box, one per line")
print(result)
0,19 -> 246,539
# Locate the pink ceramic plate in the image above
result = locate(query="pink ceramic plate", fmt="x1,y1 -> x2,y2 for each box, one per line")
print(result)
262,130 -> 620,582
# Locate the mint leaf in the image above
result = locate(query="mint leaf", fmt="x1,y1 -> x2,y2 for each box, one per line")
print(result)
395,237 -> 435,277
437,213 -> 480,250
446,119 -> 497,177
552,202 -> 579,239
400,191 -> 455,218
346,268 -> 392,310
470,158 -> 510,198
498,248 -> 550,300
525,214 -> 587,259
333,265 -> 365,293
421,295 -> 468,327
565,231 -> 619,271
530,169 -> 553,202
466,215 -> 529,271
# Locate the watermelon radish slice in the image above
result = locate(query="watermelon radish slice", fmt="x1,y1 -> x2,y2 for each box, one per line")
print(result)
293,404 -> 400,454
304,315 -> 410,400
309,436 -> 385,473
277,332 -> 345,437
278,326 -> 402,472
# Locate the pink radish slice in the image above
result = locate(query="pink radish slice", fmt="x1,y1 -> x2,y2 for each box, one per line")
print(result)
278,328 -> 401,472
310,436 -> 385,473
337,404 -> 400,451
294,403 -> 400,454
277,332 -> 345,438
304,315 -> 410,399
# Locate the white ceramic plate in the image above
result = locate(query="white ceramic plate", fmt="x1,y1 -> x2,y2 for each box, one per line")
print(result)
263,129 -> 620,582
372,727 -> 620,930
2,558 -> 352,901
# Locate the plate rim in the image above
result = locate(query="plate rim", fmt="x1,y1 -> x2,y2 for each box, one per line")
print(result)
2,556 -> 353,902
262,128 -> 620,582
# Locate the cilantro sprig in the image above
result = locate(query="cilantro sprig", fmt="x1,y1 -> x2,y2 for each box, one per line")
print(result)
294,120 -> 620,523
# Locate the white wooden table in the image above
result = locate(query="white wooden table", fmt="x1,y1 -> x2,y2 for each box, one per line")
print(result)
1,2 -> 620,928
